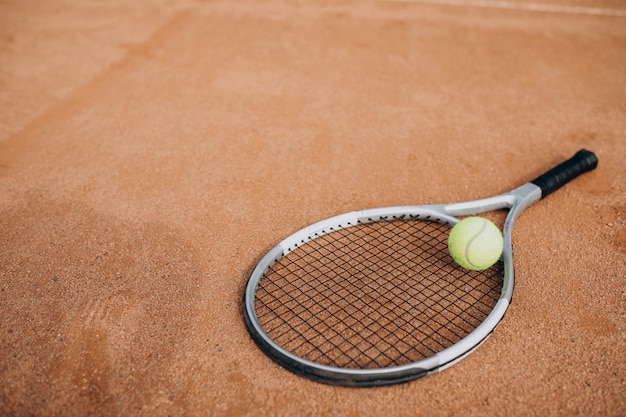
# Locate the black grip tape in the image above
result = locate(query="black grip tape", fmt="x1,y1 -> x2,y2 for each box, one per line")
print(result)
530,149 -> 598,199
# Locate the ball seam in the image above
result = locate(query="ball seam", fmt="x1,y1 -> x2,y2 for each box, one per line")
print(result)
463,218 -> 488,270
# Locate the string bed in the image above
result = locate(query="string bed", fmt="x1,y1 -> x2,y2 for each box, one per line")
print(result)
253,219 -> 503,369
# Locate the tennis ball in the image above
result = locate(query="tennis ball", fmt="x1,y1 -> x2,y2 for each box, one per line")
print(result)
448,217 -> 503,271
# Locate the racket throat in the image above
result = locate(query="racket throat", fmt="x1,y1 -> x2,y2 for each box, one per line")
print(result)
441,182 -> 542,219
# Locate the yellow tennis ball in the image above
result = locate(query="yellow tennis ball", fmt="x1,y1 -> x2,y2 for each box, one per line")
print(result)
448,217 -> 503,271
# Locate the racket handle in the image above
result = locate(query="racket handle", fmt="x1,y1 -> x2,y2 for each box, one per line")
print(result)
530,149 -> 598,198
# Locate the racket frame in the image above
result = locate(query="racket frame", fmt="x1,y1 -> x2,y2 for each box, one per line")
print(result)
243,182 -> 542,386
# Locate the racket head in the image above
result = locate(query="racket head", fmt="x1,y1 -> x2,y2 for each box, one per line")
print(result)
243,201 -> 519,386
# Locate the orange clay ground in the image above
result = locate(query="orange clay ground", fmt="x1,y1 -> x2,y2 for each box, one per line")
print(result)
1,1 -> 625,416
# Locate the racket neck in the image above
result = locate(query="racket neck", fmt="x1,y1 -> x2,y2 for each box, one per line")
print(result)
442,183 -> 542,218
507,182 -> 543,214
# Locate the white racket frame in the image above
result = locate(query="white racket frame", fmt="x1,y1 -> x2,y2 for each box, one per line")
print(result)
243,182 -> 542,386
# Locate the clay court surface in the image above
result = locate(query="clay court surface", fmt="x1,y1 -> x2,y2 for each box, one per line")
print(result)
1,0 -> 625,415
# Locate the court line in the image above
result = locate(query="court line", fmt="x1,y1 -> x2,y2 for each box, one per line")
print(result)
381,0 -> 626,17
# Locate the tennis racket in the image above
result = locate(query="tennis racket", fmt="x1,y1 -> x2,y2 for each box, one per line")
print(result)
243,149 -> 598,386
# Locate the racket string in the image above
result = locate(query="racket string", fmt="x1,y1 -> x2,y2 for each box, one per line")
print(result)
254,220 -> 503,369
